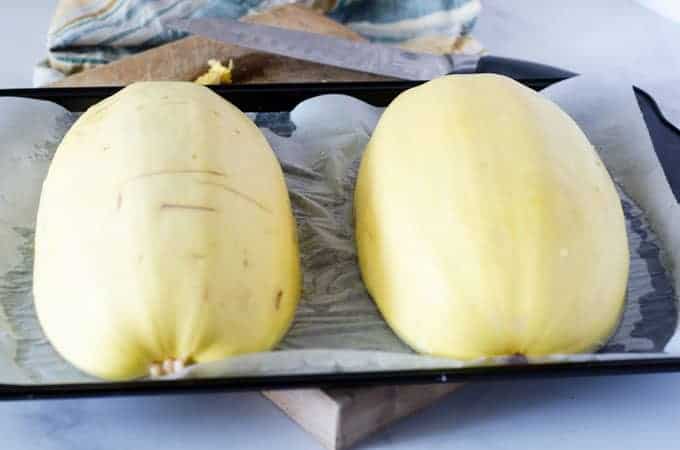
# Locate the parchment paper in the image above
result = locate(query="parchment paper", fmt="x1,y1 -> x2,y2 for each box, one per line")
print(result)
0,75 -> 678,384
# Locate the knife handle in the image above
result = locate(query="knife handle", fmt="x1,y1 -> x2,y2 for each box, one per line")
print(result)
474,55 -> 576,80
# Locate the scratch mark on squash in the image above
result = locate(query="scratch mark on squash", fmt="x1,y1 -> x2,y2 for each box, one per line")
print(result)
275,290 -> 283,310
160,203 -> 216,212
116,192 -> 122,210
197,180 -> 271,214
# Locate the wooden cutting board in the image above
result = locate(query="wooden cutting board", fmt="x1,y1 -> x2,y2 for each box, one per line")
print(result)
51,4 -> 391,87
264,384 -> 463,450
52,5 -> 464,449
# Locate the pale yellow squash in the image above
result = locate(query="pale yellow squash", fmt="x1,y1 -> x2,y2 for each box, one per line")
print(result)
355,74 -> 629,359
33,82 -> 301,380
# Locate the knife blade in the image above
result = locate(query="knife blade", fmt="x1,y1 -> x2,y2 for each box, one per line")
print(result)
166,17 -> 575,81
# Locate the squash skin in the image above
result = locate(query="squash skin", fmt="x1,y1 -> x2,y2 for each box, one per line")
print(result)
33,82 -> 301,380
354,74 -> 629,359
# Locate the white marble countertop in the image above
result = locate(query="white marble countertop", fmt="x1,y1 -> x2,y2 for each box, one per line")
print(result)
1,1 -> 680,449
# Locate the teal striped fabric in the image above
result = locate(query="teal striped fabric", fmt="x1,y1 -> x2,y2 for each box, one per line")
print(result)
38,0 -> 480,85
331,0 -> 480,42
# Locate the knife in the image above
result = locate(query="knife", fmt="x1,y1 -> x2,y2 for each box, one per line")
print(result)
167,18 -> 575,81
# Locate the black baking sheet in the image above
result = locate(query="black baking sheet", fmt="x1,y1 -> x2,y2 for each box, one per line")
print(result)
1,78 -> 680,400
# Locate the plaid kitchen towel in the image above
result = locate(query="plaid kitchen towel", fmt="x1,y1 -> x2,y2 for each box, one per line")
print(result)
35,0 -> 481,86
